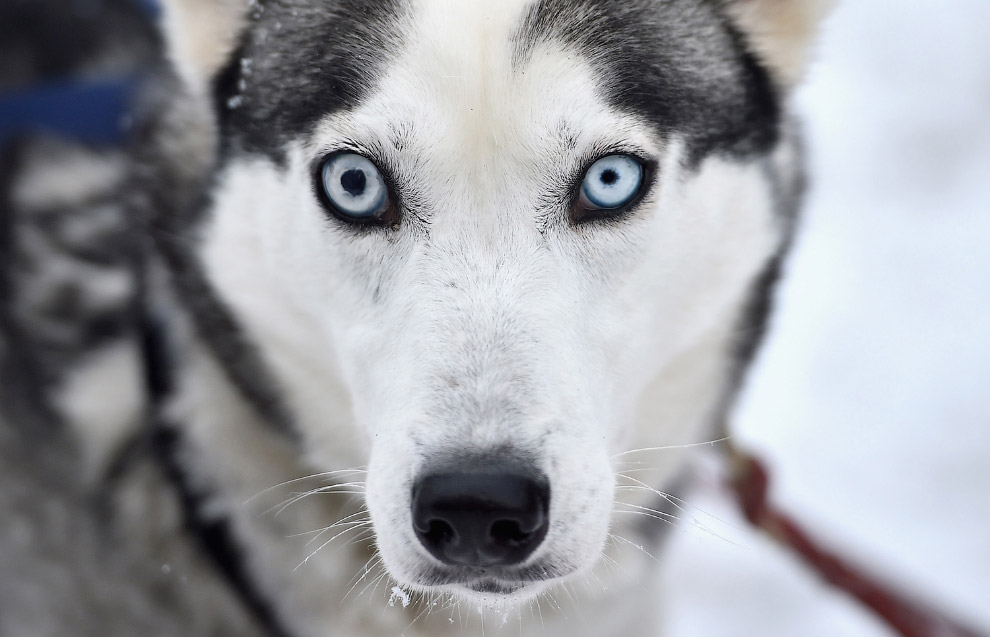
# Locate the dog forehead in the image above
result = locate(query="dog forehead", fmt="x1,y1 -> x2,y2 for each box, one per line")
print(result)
222,0 -> 779,165
369,1 -> 613,156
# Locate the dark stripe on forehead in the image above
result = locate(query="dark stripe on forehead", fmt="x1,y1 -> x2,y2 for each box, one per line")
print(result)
214,0 -> 407,159
513,0 -> 780,165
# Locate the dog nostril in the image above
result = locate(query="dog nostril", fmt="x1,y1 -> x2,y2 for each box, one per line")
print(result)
411,462 -> 550,568
490,519 -> 530,546
425,519 -> 455,545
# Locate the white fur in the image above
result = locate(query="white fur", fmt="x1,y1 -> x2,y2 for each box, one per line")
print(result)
162,0 -> 252,90
160,0 -> 819,634
55,342 -> 145,477
726,0 -> 836,88
12,147 -> 124,211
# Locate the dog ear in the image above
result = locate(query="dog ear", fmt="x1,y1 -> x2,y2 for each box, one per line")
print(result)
723,0 -> 835,89
161,0 -> 253,89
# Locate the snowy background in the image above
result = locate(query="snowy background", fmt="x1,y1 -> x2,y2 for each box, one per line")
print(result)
663,1 -> 990,634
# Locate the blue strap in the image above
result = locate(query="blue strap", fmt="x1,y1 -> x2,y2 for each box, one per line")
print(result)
0,0 -> 160,147
0,76 -> 142,147
132,0 -> 161,20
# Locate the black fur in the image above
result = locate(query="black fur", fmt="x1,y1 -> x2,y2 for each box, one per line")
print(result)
213,0 -> 407,160
148,0 -> 413,437
726,151 -> 806,406
150,183 -> 299,439
513,0 -> 781,166
152,424 -> 290,637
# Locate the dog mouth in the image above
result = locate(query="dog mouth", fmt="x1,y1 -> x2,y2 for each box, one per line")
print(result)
461,578 -> 525,595
408,561 -> 564,602
441,575 -> 545,604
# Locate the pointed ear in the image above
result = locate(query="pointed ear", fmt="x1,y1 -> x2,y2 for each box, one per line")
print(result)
161,0 -> 252,89
723,0 -> 835,89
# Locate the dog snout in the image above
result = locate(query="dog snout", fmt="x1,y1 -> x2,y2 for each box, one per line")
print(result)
411,465 -> 550,568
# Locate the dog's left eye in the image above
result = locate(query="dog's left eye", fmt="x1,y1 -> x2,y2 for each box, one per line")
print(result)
318,152 -> 395,225
574,154 -> 645,223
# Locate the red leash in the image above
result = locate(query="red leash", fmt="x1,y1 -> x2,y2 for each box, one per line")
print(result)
726,446 -> 987,637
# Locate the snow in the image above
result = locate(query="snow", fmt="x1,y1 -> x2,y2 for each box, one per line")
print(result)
662,1 -> 990,634
389,585 -> 411,609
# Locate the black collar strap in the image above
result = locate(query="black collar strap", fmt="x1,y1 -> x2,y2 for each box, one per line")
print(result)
140,305 -> 293,637
151,424 -> 292,637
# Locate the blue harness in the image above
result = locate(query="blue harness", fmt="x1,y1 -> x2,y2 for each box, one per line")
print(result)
0,0 -> 160,147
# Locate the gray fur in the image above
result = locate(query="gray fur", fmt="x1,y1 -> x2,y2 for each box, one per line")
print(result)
0,2 -> 266,634
0,0 -> 812,635
0,414 -> 265,637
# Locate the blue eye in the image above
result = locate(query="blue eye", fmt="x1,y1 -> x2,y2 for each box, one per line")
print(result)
579,154 -> 644,211
319,152 -> 393,224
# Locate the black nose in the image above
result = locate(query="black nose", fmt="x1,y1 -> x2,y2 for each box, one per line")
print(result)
411,467 -> 550,568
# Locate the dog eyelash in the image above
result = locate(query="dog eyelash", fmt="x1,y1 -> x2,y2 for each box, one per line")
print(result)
311,145 -> 405,230
568,157 -> 657,225
568,151 -> 657,225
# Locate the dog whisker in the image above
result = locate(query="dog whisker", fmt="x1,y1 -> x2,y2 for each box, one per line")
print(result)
610,436 -> 731,459
345,552 -> 382,588
548,588 -> 566,616
368,565 -> 392,603
265,481 -> 367,517
614,465 -> 677,474
595,550 -> 624,580
615,502 -> 739,548
293,507 -> 370,538
609,533 -> 662,564
615,473 -> 741,533
344,529 -> 376,549
284,527 -> 333,539
343,553 -> 384,601
304,519 -> 372,549
293,521 -> 374,572
244,468 -> 368,505
613,501 -> 680,523
559,580 -> 584,622
400,589 -> 438,635
614,474 -> 690,513
354,569 -> 390,604
586,565 -> 611,594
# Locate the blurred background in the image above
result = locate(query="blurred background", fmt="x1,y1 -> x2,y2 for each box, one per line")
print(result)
663,0 -> 990,634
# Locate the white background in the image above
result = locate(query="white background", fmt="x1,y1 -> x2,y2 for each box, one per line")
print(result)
663,1 -> 990,634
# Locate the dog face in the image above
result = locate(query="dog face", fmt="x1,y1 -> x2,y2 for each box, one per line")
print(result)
164,0 -> 828,608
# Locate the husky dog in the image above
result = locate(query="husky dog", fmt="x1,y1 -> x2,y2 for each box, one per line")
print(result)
2,0 -> 830,635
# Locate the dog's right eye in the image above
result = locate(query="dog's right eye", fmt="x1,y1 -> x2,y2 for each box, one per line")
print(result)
317,152 -> 397,226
